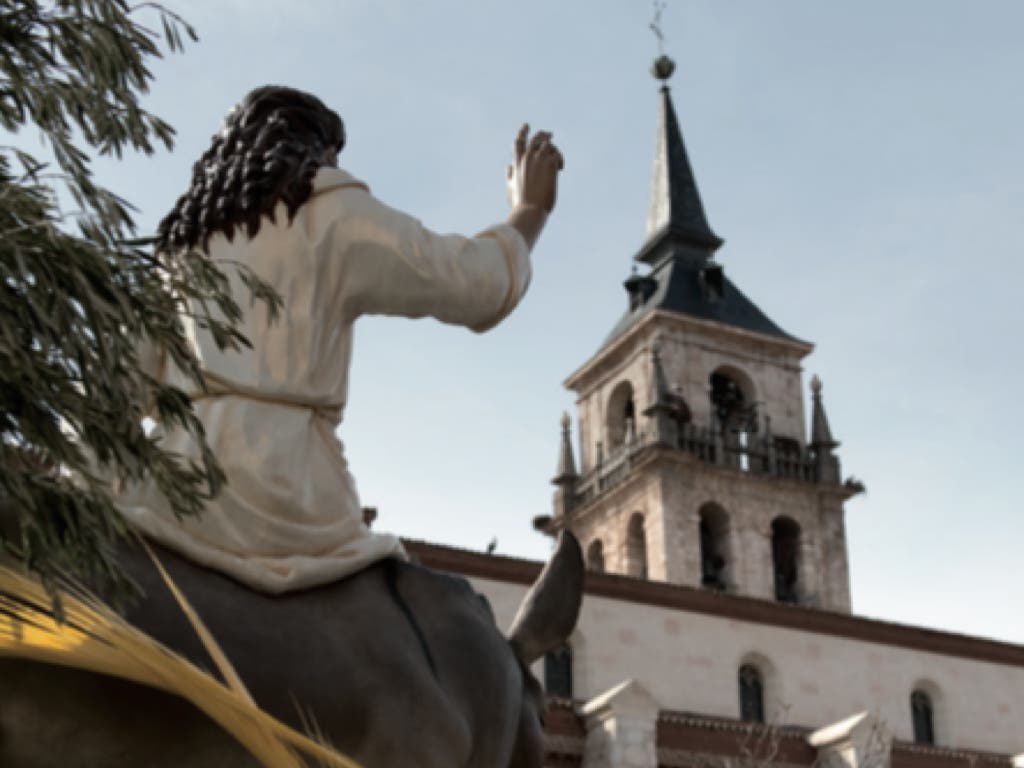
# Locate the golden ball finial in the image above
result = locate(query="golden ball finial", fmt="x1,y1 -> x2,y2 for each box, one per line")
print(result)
652,54 -> 675,81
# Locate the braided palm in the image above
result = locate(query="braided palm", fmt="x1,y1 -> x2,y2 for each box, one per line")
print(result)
157,86 -> 345,254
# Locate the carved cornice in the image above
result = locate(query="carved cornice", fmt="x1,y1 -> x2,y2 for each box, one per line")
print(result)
890,740 -> 1014,767
537,702 -> 1014,767
565,310 -> 813,394
403,539 -> 1024,669
657,711 -> 816,765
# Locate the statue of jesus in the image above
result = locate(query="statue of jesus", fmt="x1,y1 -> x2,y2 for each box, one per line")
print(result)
118,86 -> 563,593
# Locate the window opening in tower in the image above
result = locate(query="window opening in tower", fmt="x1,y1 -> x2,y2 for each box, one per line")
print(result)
626,513 -> 647,579
771,517 -> 801,604
710,372 -> 758,472
700,514 -> 727,591
624,397 -> 636,442
586,539 -> 605,573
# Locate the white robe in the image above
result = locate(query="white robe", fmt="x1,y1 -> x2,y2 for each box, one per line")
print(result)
118,167 -> 531,593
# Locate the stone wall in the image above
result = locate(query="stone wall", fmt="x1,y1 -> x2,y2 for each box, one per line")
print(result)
567,471 -> 665,580
470,575 -> 1024,757
575,337 -> 653,475
568,448 -> 852,612
571,313 -> 812,477
649,319 -> 809,444
564,310 -> 851,612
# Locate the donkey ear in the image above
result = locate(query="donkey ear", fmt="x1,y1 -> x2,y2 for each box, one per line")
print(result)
507,531 -> 584,666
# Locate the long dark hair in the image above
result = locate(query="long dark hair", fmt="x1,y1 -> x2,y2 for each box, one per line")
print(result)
157,86 -> 345,254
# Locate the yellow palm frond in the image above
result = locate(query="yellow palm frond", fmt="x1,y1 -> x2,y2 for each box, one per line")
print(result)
0,564 -> 364,768
142,540 -> 256,706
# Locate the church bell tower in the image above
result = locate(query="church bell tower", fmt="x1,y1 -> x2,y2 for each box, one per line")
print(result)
540,56 -> 860,613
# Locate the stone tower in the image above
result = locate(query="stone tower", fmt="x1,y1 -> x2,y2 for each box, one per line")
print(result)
540,56 -> 860,613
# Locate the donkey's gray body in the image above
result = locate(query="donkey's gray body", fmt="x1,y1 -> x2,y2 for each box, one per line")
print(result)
0,521 -> 583,768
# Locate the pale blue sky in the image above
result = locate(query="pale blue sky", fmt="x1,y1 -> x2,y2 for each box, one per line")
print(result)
74,1 -> 1024,643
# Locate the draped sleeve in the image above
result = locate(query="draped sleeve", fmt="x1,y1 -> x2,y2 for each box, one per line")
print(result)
327,185 -> 532,332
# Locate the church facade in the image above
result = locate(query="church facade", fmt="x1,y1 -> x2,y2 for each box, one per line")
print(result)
411,55 -> 1023,768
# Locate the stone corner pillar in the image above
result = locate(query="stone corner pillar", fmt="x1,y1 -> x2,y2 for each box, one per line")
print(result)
580,679 -> 660,768
808,711 -> 892,768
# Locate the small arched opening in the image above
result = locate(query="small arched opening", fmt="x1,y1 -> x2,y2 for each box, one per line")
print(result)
911,689 -> 936,745
709,366 -> 758,470
738,664 -> 765,723
606,380 -> 636,450
698,503 -> 730,591
625,513 -> 647,579
544,643 -> 573,699
586,539 -> 605,573
771,516 -> 801,604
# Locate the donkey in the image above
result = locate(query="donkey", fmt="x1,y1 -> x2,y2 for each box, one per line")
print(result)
0,522 -> 583,768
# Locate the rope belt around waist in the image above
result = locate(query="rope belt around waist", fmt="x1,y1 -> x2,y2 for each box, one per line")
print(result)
190,371 -> 343,423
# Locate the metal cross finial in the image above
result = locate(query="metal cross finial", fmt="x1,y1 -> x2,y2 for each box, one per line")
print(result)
649,1 -> 676,81
649,0 -> 668,55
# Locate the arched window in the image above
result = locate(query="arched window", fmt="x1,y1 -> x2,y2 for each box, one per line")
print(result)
606,381 -> 636,449
911,690 -> 935,745
698,503 -> 730,591
544,644 -> 573,699
738,664 -> 765,723
625,513 -> 647,579
586,539 -> 605,573
771,516 -> 801,603
709,367 -> 757,470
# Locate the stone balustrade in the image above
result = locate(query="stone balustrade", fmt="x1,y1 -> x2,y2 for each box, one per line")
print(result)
571,421 -> 838,510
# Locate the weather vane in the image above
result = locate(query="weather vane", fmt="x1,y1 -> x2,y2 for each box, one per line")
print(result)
649,1 -> 676,81
649,0 -> 667,55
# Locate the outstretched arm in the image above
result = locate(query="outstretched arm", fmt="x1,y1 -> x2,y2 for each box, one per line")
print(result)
335,125 -> 564,333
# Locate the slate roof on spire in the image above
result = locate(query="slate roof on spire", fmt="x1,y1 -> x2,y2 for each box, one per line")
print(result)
598,58 -> 805,350
603,258 -> 801,346
641,57 -> 722,264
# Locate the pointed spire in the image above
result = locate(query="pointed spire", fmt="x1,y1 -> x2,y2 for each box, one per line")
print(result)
809,375 -> 838,449
551,412 -> 578,520
640,55 -> 723,264
809,375 -> 841,486
552,411 -> 578,484
643,342 -> 680,447
646,342 -> 673,410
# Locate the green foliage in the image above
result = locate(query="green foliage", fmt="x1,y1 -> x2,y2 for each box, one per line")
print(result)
0,0 -> 280,611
